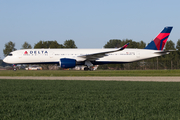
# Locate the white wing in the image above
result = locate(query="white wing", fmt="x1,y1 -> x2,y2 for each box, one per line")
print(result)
78,43 -> 129,61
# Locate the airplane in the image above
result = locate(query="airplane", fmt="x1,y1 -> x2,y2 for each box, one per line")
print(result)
3,26 -> 173,70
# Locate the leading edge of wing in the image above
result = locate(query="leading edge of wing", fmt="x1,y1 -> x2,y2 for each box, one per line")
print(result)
78,43 -> 129,61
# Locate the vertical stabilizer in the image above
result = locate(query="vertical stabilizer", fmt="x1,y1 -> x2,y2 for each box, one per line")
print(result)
145,27 -> 173,50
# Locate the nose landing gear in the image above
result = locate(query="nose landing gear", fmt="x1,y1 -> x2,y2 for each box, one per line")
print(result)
13,64 -> 17,71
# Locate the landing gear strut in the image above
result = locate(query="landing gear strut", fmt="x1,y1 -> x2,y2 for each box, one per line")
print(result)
84,61 -> 94,71
13,64 -> 17,71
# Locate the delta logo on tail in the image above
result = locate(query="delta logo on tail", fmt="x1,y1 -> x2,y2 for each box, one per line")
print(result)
145,27 -> 173,50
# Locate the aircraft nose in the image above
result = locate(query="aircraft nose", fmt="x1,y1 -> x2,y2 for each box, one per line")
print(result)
3,57 -> 8,63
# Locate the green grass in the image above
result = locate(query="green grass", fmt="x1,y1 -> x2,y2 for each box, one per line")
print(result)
1,80 -> 180,119
0,69 -> 180,76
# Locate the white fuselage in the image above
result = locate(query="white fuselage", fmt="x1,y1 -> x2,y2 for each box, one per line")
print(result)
3,48 -> 165,65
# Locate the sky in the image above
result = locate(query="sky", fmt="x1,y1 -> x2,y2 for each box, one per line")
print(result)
1,0 -> 180,59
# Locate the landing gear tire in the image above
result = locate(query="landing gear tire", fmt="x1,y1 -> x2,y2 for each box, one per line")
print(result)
84,67 -> 94,71
90,68 -> 94,71
84,67 -> 89,71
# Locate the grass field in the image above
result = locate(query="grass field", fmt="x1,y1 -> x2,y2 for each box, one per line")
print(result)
1,79 -> 180,119
0,69 -> 180,76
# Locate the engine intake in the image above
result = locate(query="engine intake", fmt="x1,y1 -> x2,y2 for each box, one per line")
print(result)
60,58 -> 76,68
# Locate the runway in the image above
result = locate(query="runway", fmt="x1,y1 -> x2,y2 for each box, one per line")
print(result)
0,76 -> 180,82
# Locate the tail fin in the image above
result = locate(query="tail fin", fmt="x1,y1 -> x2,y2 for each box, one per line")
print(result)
144,27 -> 173,50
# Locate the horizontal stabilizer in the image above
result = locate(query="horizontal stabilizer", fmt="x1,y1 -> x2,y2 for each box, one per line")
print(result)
154,50 -> 176,55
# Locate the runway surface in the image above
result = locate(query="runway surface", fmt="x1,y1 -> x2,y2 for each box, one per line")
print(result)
0,76 -> 180,82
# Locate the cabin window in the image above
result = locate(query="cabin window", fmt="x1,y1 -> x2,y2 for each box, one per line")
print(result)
8,54 -> 13,56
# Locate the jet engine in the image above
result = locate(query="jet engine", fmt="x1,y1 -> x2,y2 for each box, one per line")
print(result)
59,58 -> 76,68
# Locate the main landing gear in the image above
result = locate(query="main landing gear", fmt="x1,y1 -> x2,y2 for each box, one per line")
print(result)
84,67 -> 94,71
84,61 -> 94,71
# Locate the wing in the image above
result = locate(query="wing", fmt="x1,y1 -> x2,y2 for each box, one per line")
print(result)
78,43 -> 129,61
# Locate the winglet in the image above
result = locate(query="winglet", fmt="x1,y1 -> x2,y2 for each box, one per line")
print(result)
119,43 -> 129,50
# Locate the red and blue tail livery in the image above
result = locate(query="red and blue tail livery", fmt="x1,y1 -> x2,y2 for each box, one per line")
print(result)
145,27 -> 173,50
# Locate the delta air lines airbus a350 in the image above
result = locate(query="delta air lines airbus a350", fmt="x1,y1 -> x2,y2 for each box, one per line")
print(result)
3,27 -> 173,70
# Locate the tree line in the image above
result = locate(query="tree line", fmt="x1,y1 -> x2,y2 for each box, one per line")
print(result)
3,40 -> 77,57
2,39 -> 180,70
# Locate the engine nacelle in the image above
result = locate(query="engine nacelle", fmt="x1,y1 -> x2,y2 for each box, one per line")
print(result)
59,58 -> 76,68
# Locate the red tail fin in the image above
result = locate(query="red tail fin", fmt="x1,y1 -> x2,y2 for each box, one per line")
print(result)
145,27 -> 173,50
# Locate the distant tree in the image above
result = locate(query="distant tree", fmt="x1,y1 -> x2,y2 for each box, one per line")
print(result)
176,39 -> 180,68
165,40 -> 175,50
49,41 -> 62,48
22,42 -> 32,49
0,59 -> 2,66
104,39 -> 145,49
176,39 -> 180,59
164,40 -> 176,69
34,40 -> 64,48
176,39 -> 180,52
137,41 -> 146,49
63,39 -> 77,48
0,59 -> 8,67
3,41 -> 16,57
104,39 -> 122,48
34,40 -> 44,48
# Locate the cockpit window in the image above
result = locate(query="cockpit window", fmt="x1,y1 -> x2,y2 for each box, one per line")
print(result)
8,54 -> 13,56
